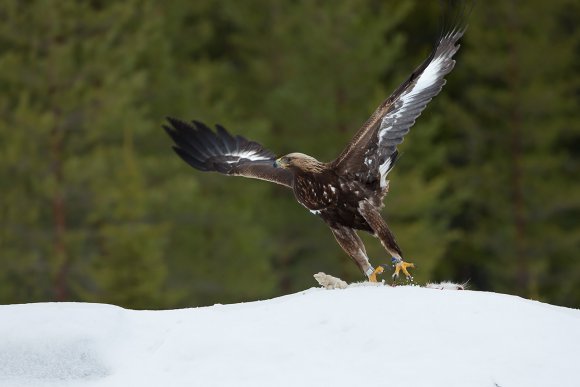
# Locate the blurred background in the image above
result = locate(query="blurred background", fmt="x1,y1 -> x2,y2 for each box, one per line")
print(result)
1,0 -> 579,309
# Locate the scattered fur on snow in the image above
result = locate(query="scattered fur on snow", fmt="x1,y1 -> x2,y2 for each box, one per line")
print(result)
314,272 -> 465,290
425,281 -> 467,290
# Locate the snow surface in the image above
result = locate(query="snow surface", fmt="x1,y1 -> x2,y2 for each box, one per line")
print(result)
1,286 -> 579,387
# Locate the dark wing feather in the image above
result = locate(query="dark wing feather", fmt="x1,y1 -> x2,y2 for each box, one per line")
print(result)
331,7 -> 467,188
164,118 -> 293,188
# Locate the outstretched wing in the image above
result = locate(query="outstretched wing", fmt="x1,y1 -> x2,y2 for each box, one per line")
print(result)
164,118 -> 293,188
331,20 -> 466,188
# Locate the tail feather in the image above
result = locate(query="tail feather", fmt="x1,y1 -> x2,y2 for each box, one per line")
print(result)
385,149 -> 399,175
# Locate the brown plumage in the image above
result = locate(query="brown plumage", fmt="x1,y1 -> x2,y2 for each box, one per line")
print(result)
163,2 -> 469,282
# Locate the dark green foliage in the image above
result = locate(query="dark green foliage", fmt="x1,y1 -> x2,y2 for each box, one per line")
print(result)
0,1 -> 173,308
0,0 -> 578,308
432,0 -> 580,305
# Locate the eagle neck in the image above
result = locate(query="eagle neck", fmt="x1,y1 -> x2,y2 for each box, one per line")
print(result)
293,167 -> 324,182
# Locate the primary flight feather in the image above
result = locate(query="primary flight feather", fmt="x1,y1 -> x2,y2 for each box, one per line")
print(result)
164,2 -> 469,282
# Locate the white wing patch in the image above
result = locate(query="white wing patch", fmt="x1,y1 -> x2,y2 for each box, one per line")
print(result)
225,150 -> 272,164
378,156 -> 395,188
234,150 -> 271,161
413,57 -> 444,95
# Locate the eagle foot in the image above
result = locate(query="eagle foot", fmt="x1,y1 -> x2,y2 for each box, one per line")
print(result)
368,266 -> 384,283
392,259 -> 415,280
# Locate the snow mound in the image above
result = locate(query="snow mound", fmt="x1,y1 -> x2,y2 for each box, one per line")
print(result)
1,287 -> 579,387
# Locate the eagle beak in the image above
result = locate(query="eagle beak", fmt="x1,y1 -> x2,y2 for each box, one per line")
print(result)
275,158 -> 287,169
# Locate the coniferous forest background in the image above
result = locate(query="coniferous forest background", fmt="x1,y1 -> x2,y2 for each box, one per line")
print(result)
1,1 -> 579,309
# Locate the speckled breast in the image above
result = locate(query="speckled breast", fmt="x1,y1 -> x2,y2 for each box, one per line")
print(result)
293,174 -> 373,232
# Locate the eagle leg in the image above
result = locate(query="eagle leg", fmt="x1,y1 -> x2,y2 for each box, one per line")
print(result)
368,266 -> 384,282
330,226 -> 383,282
359,201 -> 415,280
392,258 -> 415,280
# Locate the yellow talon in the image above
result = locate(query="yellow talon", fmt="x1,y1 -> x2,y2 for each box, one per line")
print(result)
393,260 -> 415,279
368,266 -> 384,282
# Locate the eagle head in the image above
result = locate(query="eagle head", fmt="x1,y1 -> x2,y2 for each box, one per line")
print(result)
275,153 -> 325,173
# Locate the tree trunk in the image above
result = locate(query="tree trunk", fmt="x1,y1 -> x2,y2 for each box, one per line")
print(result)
507,1 -> 528,296
50,121 -> 69,301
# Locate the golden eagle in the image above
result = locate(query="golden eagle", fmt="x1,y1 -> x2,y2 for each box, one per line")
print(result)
164,4 -> 468,282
